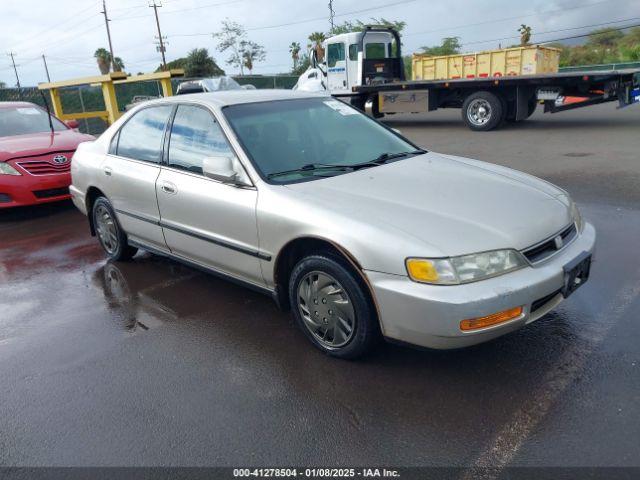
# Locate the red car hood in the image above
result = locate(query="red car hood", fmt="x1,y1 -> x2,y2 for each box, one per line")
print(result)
0,130 -> 94,162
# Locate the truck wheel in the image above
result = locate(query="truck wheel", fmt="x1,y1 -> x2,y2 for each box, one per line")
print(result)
289,253 -> 380,359
365,96 -> 384,119
462,91 -> 504,131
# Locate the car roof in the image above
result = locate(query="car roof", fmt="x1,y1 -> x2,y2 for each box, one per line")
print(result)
156,89 -> 329,108
0,101 -> 39,109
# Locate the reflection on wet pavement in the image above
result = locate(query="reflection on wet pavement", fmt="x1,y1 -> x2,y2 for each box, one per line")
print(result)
1,198 -> 639,467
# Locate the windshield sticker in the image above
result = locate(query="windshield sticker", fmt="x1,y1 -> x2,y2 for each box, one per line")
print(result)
323,100 -> 359,116
16,107 -> 41,115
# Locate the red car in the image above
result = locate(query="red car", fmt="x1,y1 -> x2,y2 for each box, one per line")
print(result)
0,101 -> 94,208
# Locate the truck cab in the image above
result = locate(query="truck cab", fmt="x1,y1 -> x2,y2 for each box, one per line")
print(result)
297,26 -> 405,100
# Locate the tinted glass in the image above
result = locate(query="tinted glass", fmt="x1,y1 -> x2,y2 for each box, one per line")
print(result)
0,106 -> 67,137
348,44 -> 358,61
327,43 -> 345,67
224,98 -> 416,184
117,105 -> 173,163
168,105 -> 232,174
365,43 -> 386,59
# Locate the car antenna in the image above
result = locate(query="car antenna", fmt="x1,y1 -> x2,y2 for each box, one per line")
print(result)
39,90 -> 55,135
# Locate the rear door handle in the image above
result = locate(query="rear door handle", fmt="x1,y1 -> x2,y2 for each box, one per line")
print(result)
104,166 -> 112,176
161,181 -> 177,195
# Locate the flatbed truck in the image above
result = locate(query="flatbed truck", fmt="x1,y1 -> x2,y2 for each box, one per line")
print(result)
295,26 -> 640,131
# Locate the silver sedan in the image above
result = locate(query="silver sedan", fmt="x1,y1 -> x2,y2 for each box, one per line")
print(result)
70,90 -> 595,359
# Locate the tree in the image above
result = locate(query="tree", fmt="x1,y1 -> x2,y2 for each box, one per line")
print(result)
94,48 -> 111,74
292,53 -> 310,75
241,40 -> 266,74
184,48 -> 225,77
94,48 -> 125,73
213,19 -> 248,75
0,81 -> 7,89
518,24 -> 532,46
420,37 -> 461,56
308,31 -> 326,62
289,41 -> 301,71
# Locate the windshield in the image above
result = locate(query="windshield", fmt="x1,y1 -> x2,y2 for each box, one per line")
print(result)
0,106 -> 67,137
223,97 -> 420,183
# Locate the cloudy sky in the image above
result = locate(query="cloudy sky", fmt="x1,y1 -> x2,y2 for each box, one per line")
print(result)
1,0 -> 639,86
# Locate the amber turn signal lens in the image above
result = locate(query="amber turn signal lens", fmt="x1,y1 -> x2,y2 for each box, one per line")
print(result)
460,306 -> 523,331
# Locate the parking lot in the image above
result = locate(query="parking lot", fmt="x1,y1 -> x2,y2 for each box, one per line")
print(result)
1,103 -> 639,473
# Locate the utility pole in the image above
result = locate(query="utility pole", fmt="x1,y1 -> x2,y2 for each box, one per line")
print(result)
42,54 -> 51,82
150,1 -> 167,70
328,0 -> 335,33
7,52 -> 21,97
100,0 -> 117,72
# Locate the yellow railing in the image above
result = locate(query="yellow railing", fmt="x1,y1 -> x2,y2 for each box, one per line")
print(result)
37,69 -> 185,125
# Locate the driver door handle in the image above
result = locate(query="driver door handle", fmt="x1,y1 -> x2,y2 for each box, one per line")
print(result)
161,181 -> 177,195
103,166 -> 112,176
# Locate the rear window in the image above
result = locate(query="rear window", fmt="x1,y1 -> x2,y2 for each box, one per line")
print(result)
0,106 -> 67,137
365,43 -> 387,59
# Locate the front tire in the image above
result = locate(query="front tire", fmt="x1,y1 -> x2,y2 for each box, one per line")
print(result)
288,253 -> 379,359
462,91 -> 504,131
92,197 -> 138,261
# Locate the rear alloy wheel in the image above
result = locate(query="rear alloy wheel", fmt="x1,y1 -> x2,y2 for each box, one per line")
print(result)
289,253 -> 379,359
92,197 -> 138,261
462,91 -> 504,131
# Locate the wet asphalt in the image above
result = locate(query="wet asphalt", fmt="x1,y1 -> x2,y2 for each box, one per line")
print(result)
0,102 -> 639,471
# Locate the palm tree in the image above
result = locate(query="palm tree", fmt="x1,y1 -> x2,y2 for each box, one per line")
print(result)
113,57 -> 125,72
518,25 -> 532,46
289,41 -> 301,70
308,32 -> 326,62
94,48 -> 111,74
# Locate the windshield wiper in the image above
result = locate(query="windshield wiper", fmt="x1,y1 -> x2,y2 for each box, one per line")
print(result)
267,163 -> 354,179
266,150 -> 426,180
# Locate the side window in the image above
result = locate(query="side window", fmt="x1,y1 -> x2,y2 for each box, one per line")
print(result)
116,105 -> 173,163
348,44 -> 358,61
327,43 -> 345,68
168,105 -> 233,175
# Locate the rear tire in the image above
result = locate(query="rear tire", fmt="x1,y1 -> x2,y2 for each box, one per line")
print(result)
462,91 -> 504,131
288,253 -> 380,359
92,197 -> 138,262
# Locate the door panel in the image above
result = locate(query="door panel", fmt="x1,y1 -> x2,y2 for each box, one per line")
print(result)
327,42 -> 349,94
101,156 -> 165,249
100,104 -> 174,249
156,104 -> 263,286
157,169 -> 262,285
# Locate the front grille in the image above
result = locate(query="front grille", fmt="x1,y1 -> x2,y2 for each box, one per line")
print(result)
32,187 -> 69,199
531,289 -> 562,313
16,154 -> 72,175
522,224 -> 577,263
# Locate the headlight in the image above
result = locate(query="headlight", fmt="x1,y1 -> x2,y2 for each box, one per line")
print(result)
570,200 -> 584,232
406,249 -> 527,285
0,163 -> 21,176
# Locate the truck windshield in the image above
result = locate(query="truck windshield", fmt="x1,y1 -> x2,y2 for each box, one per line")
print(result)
223,97 -> 420,184
0,106 -> 67,137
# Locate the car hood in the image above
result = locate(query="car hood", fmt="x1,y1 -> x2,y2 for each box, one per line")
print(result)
284,152 -> 572,256
0,129 -> 93,162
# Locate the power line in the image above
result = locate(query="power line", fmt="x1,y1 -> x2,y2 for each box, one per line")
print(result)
168,0 -> 418,37
403,0 -> 614,38
460,19 -> 640,48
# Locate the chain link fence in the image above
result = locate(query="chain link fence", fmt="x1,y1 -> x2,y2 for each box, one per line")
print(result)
0,75 -> 299,136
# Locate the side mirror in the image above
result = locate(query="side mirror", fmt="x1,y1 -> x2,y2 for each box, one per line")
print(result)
310,49 -> 318,68
202,156 -> 250,186
65,119 -> 80,129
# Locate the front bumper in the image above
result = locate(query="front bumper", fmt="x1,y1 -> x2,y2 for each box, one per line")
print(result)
366,222 -> 596,349
0,172 -> 71,208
